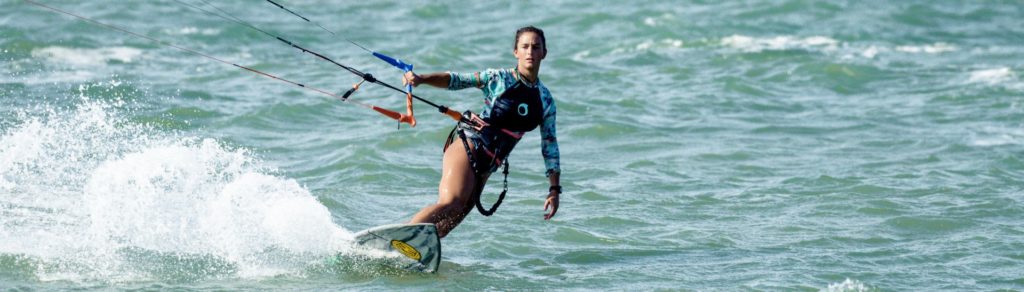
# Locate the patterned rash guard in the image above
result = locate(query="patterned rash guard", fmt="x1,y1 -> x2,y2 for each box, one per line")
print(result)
448,67 -> 560,176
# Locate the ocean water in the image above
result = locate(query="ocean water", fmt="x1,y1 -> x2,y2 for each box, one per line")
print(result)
2,0 -> 1023,290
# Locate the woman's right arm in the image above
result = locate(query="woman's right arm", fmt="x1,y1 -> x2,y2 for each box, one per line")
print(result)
404,71 -> 450,89
408,69 -> 500,92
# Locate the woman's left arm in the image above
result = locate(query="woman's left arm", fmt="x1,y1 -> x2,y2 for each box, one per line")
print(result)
540,88 -> 561,220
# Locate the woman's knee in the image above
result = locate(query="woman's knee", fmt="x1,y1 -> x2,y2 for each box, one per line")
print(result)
437,176 -> 476,205
437,189 -> 472,209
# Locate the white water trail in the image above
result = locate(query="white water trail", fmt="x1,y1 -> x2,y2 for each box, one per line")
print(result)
0,93 -> 353,283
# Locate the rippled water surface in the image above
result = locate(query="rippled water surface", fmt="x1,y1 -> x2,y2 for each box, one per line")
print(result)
2,0 -> 1023,290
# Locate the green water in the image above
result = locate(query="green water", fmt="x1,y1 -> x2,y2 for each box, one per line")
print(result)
2,0 -> 1023,290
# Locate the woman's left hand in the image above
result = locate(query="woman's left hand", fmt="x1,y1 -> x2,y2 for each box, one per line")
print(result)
543,192 -> 559,220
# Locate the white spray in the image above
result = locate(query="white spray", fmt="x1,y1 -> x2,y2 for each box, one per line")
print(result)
0,91 -> 353,283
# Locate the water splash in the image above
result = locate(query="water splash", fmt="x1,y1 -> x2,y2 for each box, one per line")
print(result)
0,94 -> 353,283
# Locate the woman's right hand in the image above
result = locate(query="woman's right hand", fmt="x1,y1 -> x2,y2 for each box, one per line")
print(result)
403,71 -> 421,88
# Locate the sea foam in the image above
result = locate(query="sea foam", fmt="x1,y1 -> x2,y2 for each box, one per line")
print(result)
0,91 -> 352,282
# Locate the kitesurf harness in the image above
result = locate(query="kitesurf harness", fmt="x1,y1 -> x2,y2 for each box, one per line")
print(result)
443,79 -> 544,216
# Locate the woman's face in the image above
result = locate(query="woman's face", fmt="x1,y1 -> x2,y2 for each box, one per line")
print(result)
514,32 -> 546,72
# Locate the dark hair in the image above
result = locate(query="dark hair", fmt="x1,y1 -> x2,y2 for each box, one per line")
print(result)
514,26 -> 546,51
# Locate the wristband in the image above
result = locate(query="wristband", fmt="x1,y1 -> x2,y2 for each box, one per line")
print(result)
549,185 -> 562,194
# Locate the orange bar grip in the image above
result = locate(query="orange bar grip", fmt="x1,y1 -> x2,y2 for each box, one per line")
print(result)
372,106 -> 416,127
372,106 -> 402,120
399,115 -> 416,127
402,93 -> 417,127
443,108 -> 463,121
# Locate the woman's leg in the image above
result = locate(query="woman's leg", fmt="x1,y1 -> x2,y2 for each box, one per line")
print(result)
409,139 -> 490,238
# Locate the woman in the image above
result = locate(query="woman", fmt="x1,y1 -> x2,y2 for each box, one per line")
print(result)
403,26 -> 562,238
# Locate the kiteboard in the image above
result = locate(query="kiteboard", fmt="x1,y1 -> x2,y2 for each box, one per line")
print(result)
352,223 -> 441,273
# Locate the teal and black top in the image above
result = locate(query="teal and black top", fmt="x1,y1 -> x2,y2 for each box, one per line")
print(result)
448,67 -> 560,176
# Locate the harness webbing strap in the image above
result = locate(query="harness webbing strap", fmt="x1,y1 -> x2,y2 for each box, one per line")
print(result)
447,123 -> 508,217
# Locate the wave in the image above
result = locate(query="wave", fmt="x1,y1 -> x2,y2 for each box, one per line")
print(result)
971,125 -> 1024,147
824,278 -> 872,292
164,27 -> 221,36
967,67 -> 1016,85
31,46 -> 143,67
721,35 -> 839,53
720,35 -> 960,58
895,43 -> 957,54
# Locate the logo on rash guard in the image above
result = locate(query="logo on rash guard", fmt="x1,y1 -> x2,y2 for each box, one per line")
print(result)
517,103 -> 529,116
